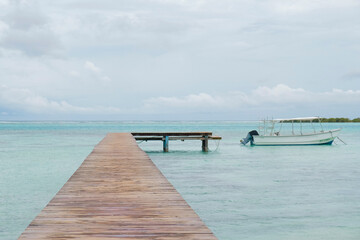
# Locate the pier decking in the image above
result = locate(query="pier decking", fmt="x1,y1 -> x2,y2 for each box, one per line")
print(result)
19,133 -> 217,239
132,132 -> 222,152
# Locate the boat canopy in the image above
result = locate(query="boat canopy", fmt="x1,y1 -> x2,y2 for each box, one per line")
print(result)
273,117 -> 320,122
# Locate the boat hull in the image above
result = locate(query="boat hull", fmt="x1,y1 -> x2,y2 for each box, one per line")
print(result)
252,129 -> 341,146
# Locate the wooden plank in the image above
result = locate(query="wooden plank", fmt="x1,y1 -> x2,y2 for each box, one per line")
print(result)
132,132 -> 213,136
134,136 -> 222,141
134,137 -> 164,141
209,136 -> 222,140
19,133 -> 217,240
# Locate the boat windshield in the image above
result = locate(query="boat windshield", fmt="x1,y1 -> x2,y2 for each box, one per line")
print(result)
259,118 -> 324,136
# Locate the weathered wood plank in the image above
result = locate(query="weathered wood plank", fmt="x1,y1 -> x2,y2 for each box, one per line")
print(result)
19,133 -> 217,240
131,132 -> 213,136
134,136 -> 222,141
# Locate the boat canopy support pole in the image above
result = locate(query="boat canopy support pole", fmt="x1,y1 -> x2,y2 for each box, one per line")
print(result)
310,120 -> 316,133
319,118 -> 324,132
279,121 -> 283,133
264,119 -> 267,136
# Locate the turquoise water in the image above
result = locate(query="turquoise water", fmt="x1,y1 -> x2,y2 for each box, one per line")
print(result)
1,121 -> 360,240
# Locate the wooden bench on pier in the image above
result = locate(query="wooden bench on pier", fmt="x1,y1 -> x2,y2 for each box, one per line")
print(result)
131,132 -> 222,152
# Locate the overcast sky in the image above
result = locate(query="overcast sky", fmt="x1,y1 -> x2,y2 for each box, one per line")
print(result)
0,0 -> 360,120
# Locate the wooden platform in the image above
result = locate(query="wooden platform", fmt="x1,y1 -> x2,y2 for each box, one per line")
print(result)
19,133 -> 217,240
131,132 -> 222,152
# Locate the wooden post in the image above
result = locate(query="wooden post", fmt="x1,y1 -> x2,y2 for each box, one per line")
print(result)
202,135 -> 209,152
163,136 -> 169,152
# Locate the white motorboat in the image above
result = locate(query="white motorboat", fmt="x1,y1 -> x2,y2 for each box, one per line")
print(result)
241,117 -> 341,146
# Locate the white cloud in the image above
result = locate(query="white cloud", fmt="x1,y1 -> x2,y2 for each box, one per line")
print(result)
69,70 -> 80,77
0,0 -> 9,6
0,20 -> 9,39
84,61 -> 101,73
1,1 -> 360,119
251,84 -> 307,103
273,0 -> 360,14
84,61 -> 111,81
145,93 -> 224,109
143,84 -> 360,112
0,85 -> 87,113
0,84 -> 359,119
0,85 -> 121,114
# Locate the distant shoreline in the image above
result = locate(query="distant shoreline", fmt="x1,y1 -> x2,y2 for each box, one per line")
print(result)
286,118 -> 360,123
318,118 -> 360,123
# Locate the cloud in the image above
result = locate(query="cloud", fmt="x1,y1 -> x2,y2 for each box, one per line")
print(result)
84,61 -> 101,73
342,71 -> 360,80
0,85 -> 88,113
1,27 -> 61,56
143,84 -> 360,113
69,70 -> 80,77
0,1 -> 62,56
0,0 -> 9,7
84,61 -> 111,81
0,84 -> 359,119
145,93 -> 225,109
251,84 -> 307,103
0,85 -> 121,114
272,0 -> 360,14
1,0 -> 360,119
0,20 -> 9,39
4,4 -> 48,30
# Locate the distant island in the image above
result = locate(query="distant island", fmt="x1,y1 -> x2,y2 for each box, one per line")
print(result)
318,118 -> 360,122
282,118 -> 360,123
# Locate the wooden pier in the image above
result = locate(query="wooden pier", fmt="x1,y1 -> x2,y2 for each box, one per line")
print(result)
19,133 -> 217,240
132,132 -> 222,152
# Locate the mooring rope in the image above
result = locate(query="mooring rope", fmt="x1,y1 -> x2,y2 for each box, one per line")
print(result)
211,139 -> 221,152
336,136 -> 347,145
208,138 -> 221,152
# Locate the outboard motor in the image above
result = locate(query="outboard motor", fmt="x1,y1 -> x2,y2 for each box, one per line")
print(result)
241,130 -> 259,145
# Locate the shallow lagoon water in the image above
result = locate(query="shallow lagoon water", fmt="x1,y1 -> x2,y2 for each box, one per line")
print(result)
1,121 -> 360,239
